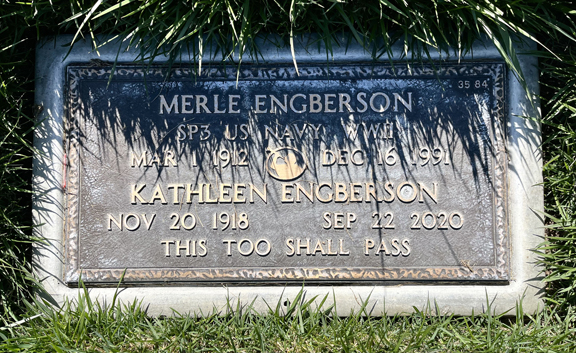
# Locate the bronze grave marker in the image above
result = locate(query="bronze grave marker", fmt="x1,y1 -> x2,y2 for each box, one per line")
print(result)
64,63 -> 508,285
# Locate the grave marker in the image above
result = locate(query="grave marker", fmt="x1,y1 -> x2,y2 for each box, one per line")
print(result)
33,36 -> 543,315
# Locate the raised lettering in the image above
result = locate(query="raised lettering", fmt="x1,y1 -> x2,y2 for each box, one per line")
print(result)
159,95 -> 178,114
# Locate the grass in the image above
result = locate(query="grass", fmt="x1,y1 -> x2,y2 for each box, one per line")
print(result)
539,45 -> 576,308
55,0 -> 576,87
0,1 -> 42,320
1,0 -> 576,351
1,288 -> 576,352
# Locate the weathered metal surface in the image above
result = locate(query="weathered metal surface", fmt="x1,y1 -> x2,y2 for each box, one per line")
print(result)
64,63 -> 508,285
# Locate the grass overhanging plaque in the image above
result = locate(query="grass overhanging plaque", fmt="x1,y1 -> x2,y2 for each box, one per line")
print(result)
63,62 -> 508,285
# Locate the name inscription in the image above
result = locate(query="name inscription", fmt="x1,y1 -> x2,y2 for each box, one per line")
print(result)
64,63 -> 508,284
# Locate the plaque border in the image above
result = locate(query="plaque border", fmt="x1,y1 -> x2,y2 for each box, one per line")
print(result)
64,63 -> 509,285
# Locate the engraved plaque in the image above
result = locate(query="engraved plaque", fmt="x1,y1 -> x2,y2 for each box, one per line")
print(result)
64,63 -> 507,285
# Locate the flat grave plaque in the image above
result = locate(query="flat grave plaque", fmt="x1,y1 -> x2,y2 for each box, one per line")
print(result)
64,62 -> 508,285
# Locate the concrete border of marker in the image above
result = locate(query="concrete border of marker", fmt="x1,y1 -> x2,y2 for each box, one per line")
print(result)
33,35 -> 543,315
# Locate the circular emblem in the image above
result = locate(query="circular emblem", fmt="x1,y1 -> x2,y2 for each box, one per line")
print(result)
266,147 -> 308,181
